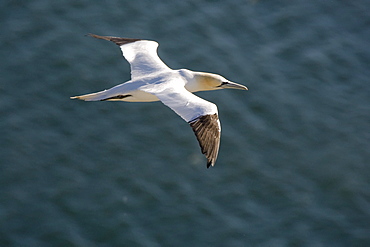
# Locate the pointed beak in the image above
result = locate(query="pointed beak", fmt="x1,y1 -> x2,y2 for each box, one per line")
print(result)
220,81 -> 248,90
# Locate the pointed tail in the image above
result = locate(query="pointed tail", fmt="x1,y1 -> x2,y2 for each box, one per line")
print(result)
70,90 -> 110,101
70,88 -> 133,101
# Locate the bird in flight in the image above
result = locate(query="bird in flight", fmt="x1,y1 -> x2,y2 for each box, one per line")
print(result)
71,34 -> 248,168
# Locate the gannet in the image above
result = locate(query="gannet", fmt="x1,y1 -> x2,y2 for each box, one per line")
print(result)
71,34 -> 248,168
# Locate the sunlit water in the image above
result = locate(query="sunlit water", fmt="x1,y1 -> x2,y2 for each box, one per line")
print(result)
1,1 -> 369,246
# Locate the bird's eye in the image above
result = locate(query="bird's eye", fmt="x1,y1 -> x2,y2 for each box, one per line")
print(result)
218,81 -> 228,87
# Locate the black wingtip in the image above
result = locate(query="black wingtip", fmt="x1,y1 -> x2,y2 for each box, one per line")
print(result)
86,33 -> 105,39
189,114 -> 220,169
86,33 -> 141,46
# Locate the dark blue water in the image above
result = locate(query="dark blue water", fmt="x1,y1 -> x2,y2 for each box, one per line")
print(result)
1,0 -> 370,246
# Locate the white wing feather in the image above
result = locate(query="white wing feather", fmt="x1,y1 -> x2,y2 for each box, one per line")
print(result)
142,83 -> 218,122
120,40 -> 171,79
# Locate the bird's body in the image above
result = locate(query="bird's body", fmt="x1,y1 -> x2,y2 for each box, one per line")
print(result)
71,34 -> 248,168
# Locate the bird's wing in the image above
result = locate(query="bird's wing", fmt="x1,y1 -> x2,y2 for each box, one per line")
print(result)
88,34 -> 171,79
142,84 -> 221,168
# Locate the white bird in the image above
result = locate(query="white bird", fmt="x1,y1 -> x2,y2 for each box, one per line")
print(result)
71,34 -> 248,168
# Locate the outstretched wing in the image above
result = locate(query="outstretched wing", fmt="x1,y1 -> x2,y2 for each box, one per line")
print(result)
142,84 -> 221,168
88,34 -> 171,79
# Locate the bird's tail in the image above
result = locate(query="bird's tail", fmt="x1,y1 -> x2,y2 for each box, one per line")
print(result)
70,89 -> 111,101
70,87 -> 134,101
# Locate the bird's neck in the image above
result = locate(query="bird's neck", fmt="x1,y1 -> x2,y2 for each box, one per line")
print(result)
181,70 -> 212,92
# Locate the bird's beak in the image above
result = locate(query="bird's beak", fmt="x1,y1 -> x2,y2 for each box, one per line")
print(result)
220,81 -> 248,90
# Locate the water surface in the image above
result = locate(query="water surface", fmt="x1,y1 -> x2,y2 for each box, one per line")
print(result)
1,0 -> 369,246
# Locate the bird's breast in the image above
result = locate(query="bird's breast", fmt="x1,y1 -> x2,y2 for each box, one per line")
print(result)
122,90 -> 160,102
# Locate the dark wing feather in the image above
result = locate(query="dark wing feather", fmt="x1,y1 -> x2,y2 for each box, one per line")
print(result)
87,33 -> 141,46
189,114 -> 221,168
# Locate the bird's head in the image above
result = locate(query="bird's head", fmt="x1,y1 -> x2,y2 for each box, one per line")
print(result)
190,72 -> 248,92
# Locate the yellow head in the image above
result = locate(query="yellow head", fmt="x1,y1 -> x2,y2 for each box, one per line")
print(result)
187,72 -> 248,92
